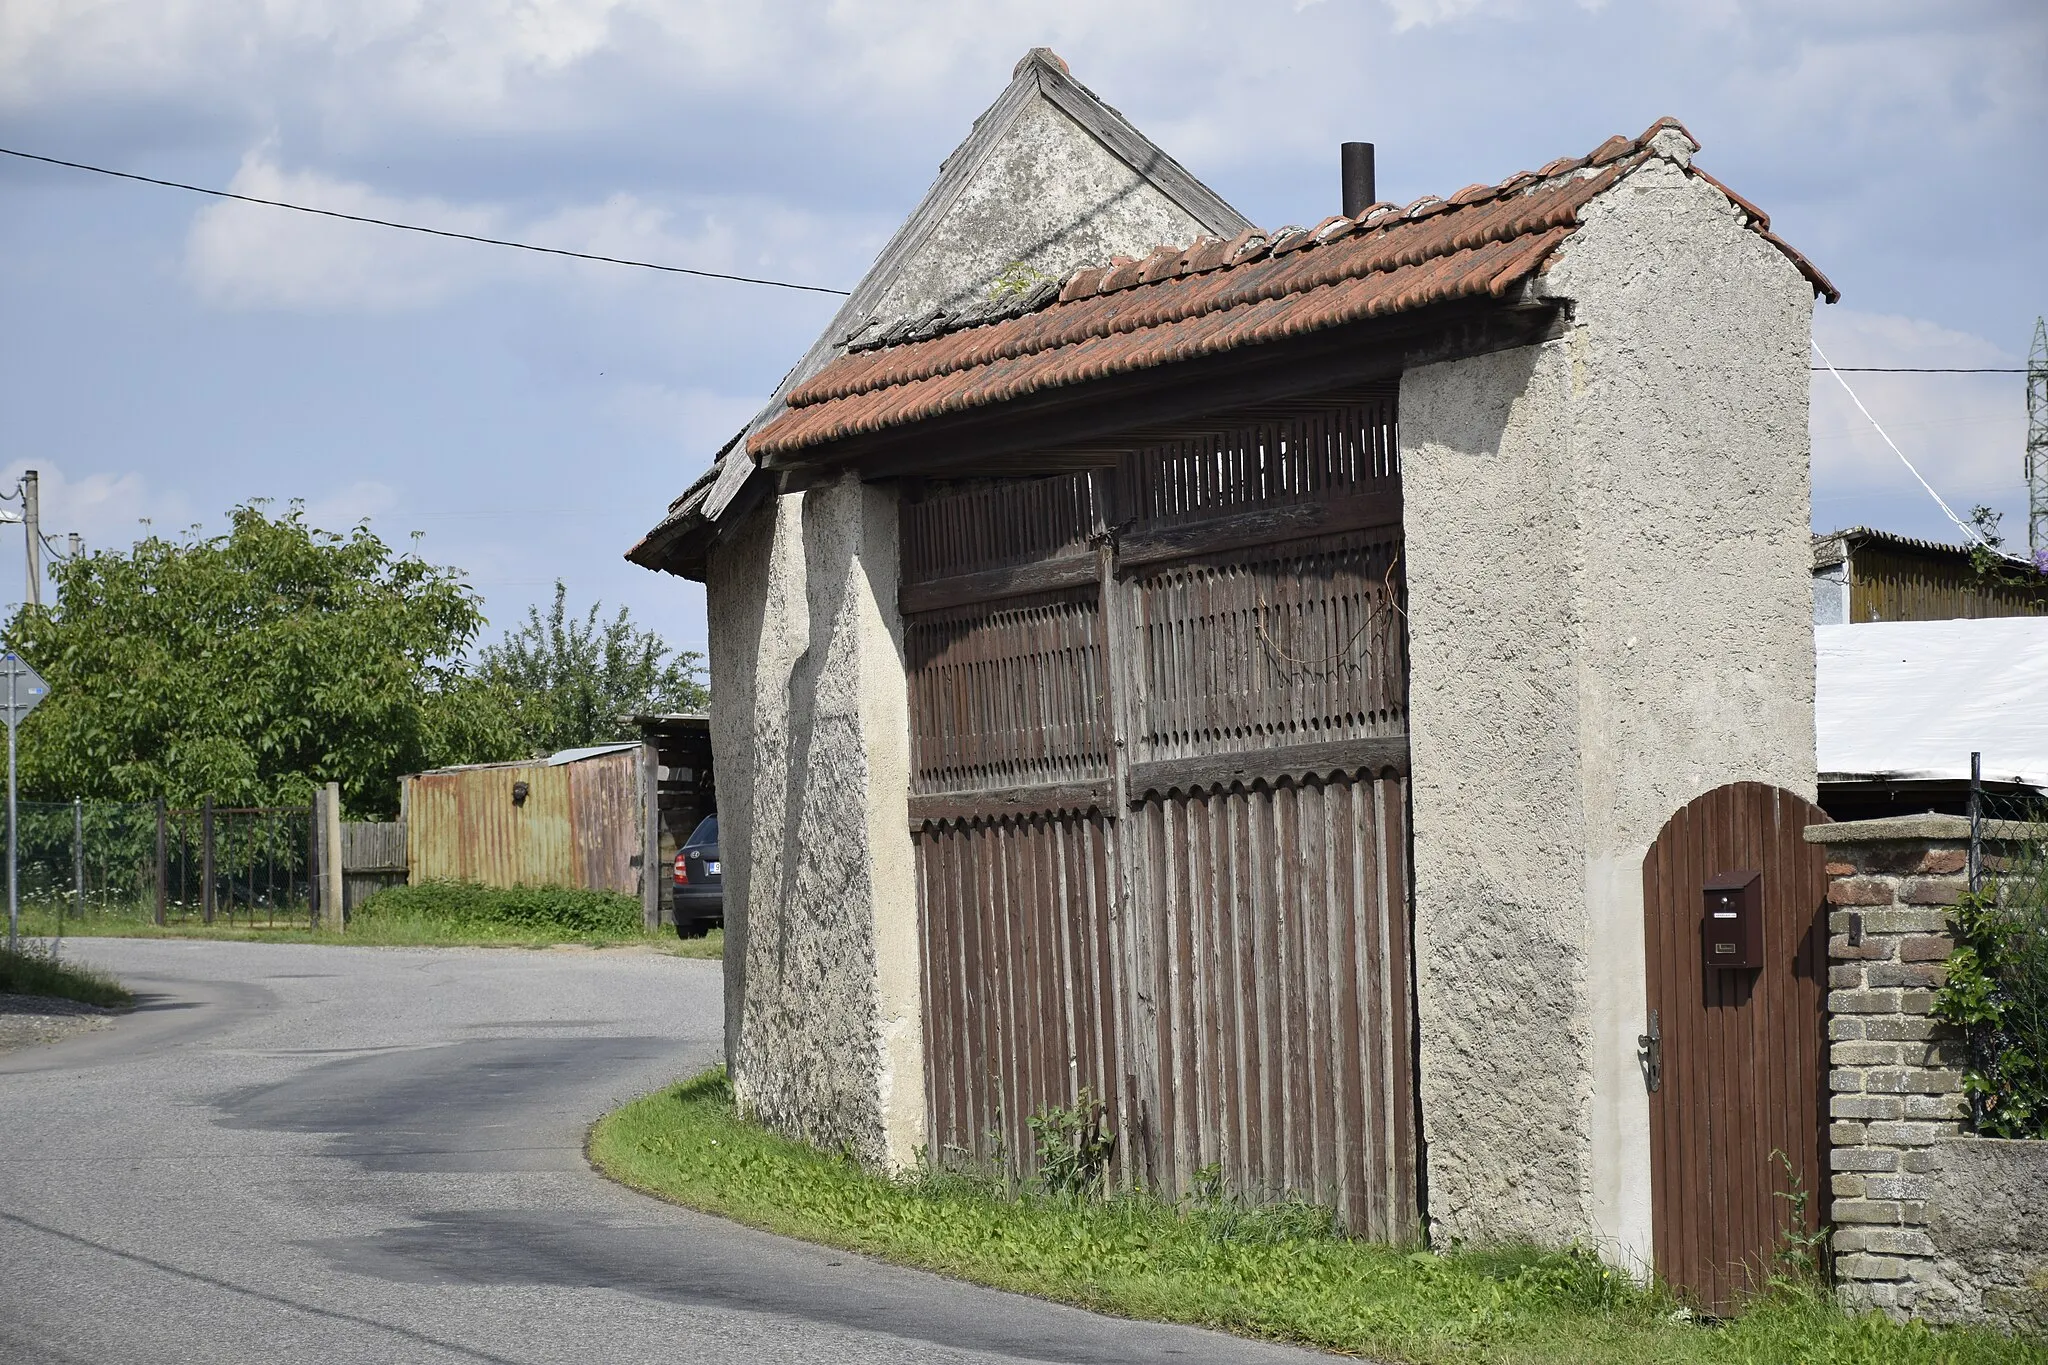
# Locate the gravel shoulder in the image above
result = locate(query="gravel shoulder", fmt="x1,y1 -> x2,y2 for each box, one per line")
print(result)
0,992 -> 119,1053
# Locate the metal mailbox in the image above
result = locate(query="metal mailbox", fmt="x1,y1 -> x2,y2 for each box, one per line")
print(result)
1702,869 -> 1763,969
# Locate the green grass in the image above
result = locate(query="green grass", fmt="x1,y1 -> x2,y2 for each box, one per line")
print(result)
0,941 -> 132,1007
590,1071 -> 2046,1365
15,895 -> 723,957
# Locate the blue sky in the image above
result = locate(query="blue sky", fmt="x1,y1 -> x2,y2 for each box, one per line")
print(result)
2,0 -> 2042,660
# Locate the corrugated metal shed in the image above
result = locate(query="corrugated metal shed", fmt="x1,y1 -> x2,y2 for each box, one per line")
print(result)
402,745 -> 645,894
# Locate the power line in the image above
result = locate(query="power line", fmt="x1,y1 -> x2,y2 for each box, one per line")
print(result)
1810,338 -> 2025,563
1809,367 -> 2024,374
0,145 -> 853,297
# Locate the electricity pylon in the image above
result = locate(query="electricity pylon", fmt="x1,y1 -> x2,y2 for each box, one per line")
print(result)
2030,316 -> 2048,557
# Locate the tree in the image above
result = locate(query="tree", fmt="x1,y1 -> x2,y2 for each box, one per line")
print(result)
3,503 -> 521,816
474,581 -> 706,756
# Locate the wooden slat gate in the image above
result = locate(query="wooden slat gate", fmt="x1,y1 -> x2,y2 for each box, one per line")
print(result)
903,387 -> 1419,1237
1642,782 -> 1832,1312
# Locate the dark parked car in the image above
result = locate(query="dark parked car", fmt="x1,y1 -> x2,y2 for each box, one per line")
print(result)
672,814 -> 722,937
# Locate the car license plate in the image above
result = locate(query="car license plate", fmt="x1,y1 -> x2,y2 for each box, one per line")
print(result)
706,860 -> 721,875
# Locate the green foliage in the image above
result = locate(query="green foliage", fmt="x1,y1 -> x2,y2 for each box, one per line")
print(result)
3,503 -> 520,816
986,260 -> 1052,301
591,1072 -> 2046,1365
473,580 -> 706,756
1026,1088 -> 1116,1197
353,880 -> 642,937
1935,877 -> 2048,1138
1966,505 -> 2048,593
0,941 -> 131,1007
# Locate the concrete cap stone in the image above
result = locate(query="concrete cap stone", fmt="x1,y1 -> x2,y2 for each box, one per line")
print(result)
1804,815 -> 1972,844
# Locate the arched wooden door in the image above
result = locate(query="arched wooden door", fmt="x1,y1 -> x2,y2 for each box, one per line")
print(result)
1642,782 -> 1831,1312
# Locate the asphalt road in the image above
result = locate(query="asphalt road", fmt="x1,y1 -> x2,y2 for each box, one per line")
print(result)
0,939 -> 1328,1364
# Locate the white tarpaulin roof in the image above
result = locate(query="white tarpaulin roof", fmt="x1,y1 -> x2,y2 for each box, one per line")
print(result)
1817,618 -> 2048,787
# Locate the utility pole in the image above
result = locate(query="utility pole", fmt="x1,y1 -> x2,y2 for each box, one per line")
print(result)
22,469 -> 40,610
2029,317 -> 2047,559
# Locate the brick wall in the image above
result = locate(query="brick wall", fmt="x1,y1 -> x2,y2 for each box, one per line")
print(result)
1807,814 -> 2048,1330
1809,815 -> 1971,1314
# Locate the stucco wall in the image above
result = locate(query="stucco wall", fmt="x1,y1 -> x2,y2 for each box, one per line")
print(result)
870,94 -> 1212,322
1400,133 -> 1819,1261
705,473 -> 922,1169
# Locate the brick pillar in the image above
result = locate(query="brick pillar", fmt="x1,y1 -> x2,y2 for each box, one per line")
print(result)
1804,814 -> 1972,1317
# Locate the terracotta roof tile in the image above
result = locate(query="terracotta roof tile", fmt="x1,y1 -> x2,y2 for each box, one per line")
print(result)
754,119 -> 1838,461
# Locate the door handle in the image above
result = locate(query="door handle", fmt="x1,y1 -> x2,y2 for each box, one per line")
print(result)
1638,1009 -> 1662,1093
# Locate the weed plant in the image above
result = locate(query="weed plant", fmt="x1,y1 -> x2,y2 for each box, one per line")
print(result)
352,880 -> 642,937
590,1070 -> 2047,1365
0,941 -> 131,1008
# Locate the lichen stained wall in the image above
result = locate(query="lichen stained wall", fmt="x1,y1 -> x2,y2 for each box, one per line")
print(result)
870,94 -> 1211,321
705,474 -> 921,1169
1400,130 -> 1819,1263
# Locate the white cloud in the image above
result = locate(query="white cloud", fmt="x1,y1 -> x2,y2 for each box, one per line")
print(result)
182,149 -> 859,314
302,480 -> 401,531
185,151 -> 505,311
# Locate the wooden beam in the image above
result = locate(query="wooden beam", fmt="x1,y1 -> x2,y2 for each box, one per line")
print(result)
1127,735 -> 1410,800
1119,490 -> 1403,569
908,779 -> 1116,827
900,547 -> 1099,614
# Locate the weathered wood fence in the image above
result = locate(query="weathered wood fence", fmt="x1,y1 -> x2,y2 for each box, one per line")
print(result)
339,820 -> 408,912
902,385 -> 1420,1238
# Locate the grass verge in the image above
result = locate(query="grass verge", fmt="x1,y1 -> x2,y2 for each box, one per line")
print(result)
16,901 -> 722,957
590,1070 -> 2046,1365
0,941 -> 132,1007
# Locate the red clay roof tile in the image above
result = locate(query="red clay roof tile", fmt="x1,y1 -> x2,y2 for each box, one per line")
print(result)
752,119 -> 1837,461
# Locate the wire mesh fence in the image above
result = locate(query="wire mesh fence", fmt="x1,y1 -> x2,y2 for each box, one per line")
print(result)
6,797 -> 319,931
9,800 -> 159,926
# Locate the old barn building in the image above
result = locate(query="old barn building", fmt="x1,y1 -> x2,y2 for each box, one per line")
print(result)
632,53 -> 1837,1299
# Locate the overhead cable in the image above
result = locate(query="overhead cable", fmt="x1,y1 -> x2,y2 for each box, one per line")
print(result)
1810,338 -> 2024,561
0,145 -> 853,296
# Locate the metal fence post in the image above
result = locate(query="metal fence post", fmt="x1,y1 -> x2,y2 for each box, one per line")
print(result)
154,798 -> 167,926
306,797 -> 319,930
73,796 -> 83,922
201,796 -> 216,925
1968,750 -> 1983,895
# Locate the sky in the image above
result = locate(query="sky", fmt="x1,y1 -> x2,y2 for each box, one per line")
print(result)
2,0 -> 2043,662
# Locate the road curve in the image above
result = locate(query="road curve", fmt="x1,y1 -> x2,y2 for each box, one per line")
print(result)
0,939 -> 1330,1364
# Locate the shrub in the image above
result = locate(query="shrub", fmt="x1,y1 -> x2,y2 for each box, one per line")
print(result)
1935,867 -> 2048,1138
353,880 -> 641,937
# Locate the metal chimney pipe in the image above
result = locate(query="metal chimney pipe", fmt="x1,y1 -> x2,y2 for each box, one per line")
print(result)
1341,142 -> 1376,218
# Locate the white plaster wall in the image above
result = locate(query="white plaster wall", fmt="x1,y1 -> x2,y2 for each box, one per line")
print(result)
705,474 -> 923,1169
1401,139 -> 1819,1260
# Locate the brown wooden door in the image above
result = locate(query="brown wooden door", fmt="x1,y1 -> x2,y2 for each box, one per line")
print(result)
900,388 -> 1418,1238
1643,782 -> 1831,1312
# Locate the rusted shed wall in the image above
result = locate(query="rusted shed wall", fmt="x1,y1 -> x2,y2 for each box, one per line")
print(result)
568,748 -> 643,894
405,755 -> 642,893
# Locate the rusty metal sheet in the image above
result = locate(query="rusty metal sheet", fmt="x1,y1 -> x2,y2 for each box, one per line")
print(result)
568,747 -> 644,895
403,762 -> 575,889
